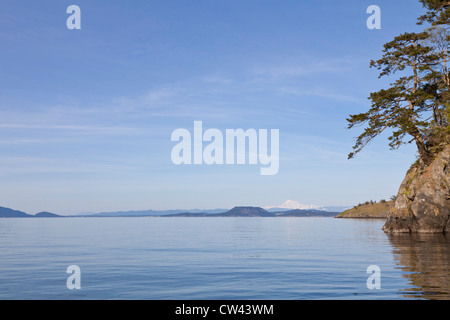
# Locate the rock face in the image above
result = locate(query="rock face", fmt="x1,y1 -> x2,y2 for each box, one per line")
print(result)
383,145 -> 450,233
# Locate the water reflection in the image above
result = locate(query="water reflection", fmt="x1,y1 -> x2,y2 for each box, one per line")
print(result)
387,234 -> 450,300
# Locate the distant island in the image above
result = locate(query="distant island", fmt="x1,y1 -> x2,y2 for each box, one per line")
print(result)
0,205 -> 339,218
164,206 -> 338,217
0,206 -> 61,218
34,211 -> 61,218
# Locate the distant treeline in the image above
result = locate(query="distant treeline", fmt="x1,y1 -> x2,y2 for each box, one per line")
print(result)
354,196 -> 397,208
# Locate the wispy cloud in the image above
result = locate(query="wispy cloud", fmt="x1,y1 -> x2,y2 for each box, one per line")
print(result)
0,138 -> 73,146
0,156 -> 151,176
201,76 -> 233,85
110,87 -> 183,112
277,86 -> 361,103
250,58 -> 354,80
0,123 -> 147,135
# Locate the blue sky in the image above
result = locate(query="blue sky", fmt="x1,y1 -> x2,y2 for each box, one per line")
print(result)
0,0 -> 428,214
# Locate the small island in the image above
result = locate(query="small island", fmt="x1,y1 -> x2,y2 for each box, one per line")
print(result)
336,200 -> 393,219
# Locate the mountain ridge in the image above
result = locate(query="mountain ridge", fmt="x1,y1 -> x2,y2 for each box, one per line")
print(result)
0,205 -> 341,218
88,208 -> 228,217
0,206 -> 62,218
0,206 -> 32,218
164,206 -> 339,217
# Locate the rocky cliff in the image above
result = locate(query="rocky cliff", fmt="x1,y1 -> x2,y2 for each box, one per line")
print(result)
383,145 -> 450,233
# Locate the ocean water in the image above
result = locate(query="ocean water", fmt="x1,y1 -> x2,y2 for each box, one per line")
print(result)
0,217 -> 449,300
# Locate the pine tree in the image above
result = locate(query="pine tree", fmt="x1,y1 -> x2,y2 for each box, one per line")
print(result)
347,1 -> 449,166
418,0 -> 450,26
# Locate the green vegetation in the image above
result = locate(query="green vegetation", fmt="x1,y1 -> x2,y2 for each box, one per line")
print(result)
348,0 -> 450,166
336,200 -> 394,219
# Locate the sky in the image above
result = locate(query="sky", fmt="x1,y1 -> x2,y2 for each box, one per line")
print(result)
0,0 -> 429,215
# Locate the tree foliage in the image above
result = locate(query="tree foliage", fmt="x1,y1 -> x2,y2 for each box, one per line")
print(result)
418,0 -> 450,26
348,0 -> 450,166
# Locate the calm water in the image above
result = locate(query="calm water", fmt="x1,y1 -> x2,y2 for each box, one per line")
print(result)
0,217 -> 449,300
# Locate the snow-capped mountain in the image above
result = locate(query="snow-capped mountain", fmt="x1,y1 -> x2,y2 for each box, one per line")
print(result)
265,200 -> 351,213
265,200 -> 322,211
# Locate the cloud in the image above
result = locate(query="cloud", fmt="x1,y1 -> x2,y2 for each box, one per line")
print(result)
277,86 -> 360,103
250,58 -> 354,80
0,138 -> 72,145
0,123 -> 145,135
0,156 -> 148,176
202,76 -> 233,85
